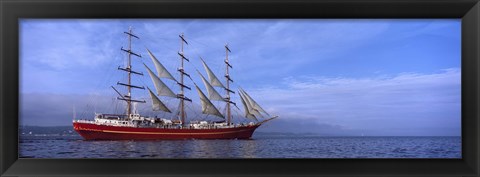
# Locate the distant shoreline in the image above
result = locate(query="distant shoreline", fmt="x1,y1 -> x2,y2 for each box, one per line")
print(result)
18,125 -> 461,137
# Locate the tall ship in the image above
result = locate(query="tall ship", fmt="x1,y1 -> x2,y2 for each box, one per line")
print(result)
73,27 -> 277,140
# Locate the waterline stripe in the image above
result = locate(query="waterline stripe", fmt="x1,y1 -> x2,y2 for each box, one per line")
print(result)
76,127 -> 254,135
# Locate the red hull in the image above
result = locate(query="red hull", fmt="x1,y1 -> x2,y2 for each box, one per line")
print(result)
73,122 -> 260,140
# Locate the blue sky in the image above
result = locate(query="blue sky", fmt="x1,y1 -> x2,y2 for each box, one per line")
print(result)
20,19 -> 461,136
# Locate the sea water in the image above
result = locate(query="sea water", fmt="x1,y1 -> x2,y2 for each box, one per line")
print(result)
19,134 -> 461,158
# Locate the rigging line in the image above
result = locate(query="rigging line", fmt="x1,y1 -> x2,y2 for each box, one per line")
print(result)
184,100 -> 195,118
185,43 -> 230,96
110,97 -> 118,114
183,102 -> 193,122
138,37 -> 178,54
231,106 -> 246,122
181,100 -> 197,121
80,52 -> 120,117
180,39 -> 206,69
185,70 -> 199,86
200,114 -> 208,121
187,38 -> 209,48
186,101 -> 203,121
83,32 -> 137,117
79,104 -> 88,119
146,34 -> 198,92
184,58 -> 232,120
141,42 -> 193,97
136,27 -> 176,40
138,105 -> 149,114
114,98 -> 119,114
141,32 -> 176,41
161,110 -> 167,119
133,73 -> 178,111
140,44 -> 178,72
140,35 -> 222,122
172,100 -> 181,120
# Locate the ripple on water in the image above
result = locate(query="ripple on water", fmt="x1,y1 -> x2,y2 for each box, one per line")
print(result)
19,136 -> 461,158
57,151 -> 74,155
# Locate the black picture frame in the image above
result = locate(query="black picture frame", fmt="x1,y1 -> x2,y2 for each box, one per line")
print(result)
1,0 -> 478,176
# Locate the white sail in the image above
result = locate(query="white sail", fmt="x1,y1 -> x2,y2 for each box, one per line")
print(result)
238,90 -> 258,120
197,70 -> 225,102
147,87 -> 172,113
240,88 -> 269,116
239,90 -> 262,117
144,63 -> 177,98
200,57 -> 226,89
146,48 -> 177,82
195,85 -> 225,118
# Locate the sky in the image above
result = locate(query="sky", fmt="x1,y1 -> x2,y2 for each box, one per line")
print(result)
19,19 -> 461,136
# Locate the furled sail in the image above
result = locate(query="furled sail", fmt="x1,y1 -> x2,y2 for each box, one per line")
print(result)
144,63 -> 177,98
240,88 -> 270,116
200,57 -> 226,89
147,87 -> 172,113
146,48 -> 177,82
238,90 -> 258,120
197,70 -> 225,102
195,85 -> 225,118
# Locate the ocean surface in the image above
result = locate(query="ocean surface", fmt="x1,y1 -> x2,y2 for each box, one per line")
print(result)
19,130 -> 461,158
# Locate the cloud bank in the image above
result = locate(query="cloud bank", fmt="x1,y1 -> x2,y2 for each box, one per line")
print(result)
21,68 -> 460,136
252,68 -> 461,136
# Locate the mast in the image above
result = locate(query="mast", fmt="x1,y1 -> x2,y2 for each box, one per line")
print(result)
127,27 -> 133,115
178,33 -> 191,126
118,27 -> 144,117
225,44 -> 233,125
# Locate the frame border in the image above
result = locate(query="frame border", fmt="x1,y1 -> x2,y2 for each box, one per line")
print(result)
1,0 -> 479,176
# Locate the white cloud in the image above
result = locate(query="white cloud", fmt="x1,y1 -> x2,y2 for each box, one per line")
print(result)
244,68 -> 461,135
20,20 -> 123,70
